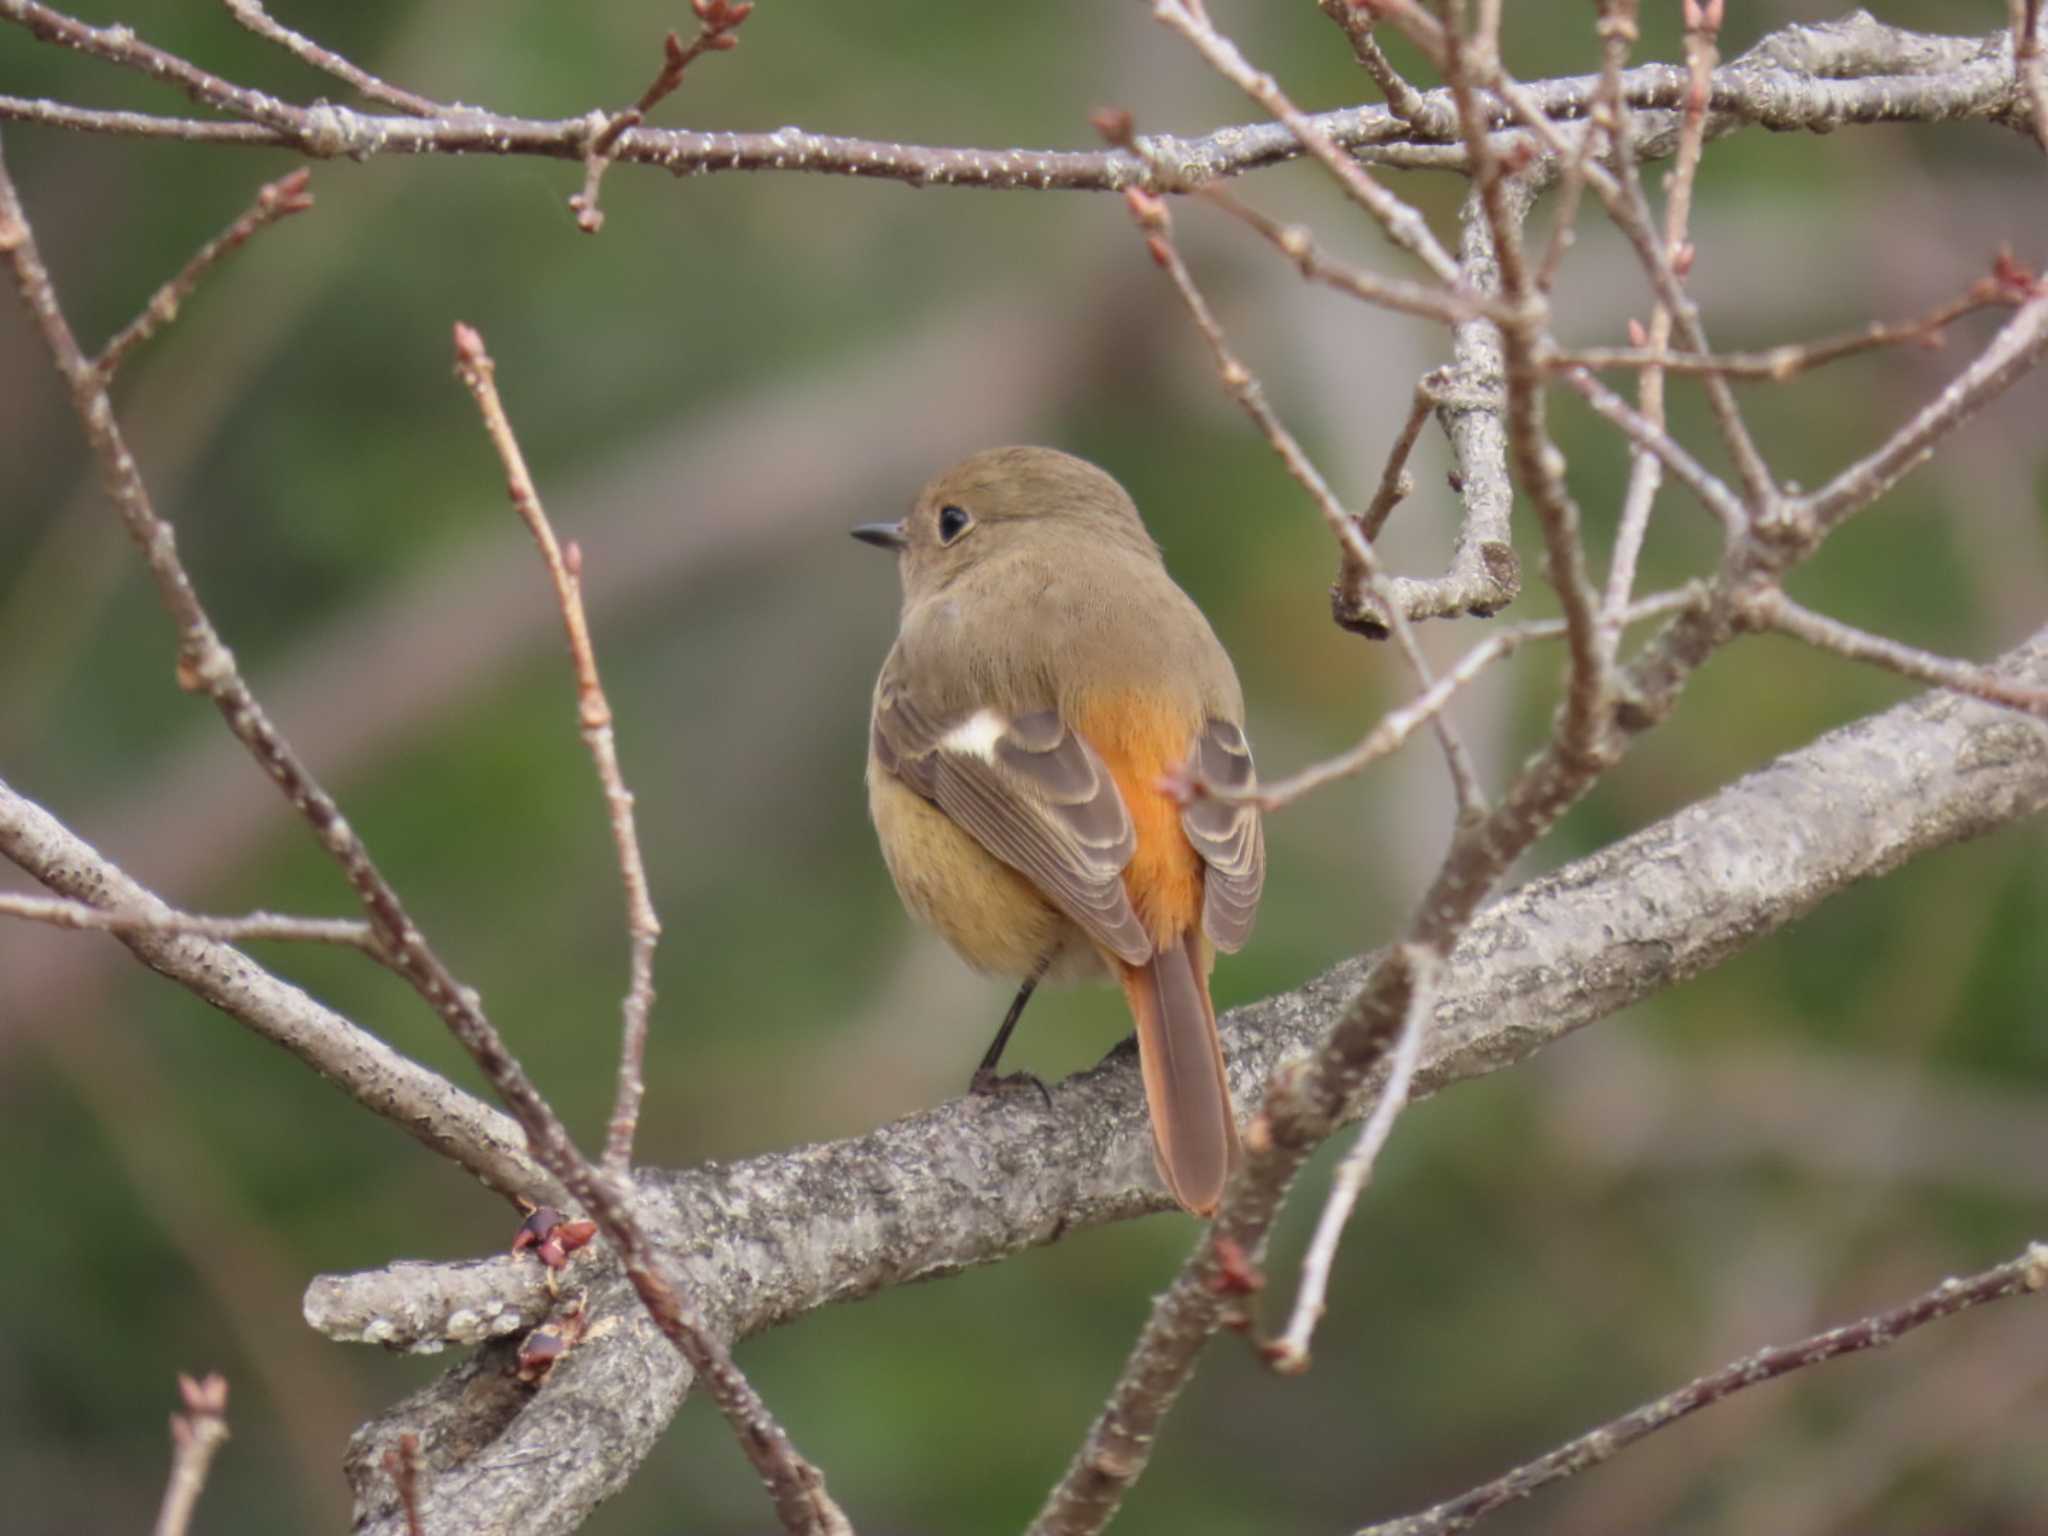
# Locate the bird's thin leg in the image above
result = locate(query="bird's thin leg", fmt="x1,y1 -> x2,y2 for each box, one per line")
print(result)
969,956 -> 1052,1109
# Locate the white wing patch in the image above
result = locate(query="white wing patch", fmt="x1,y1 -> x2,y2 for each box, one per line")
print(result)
941,708 -> 1008,763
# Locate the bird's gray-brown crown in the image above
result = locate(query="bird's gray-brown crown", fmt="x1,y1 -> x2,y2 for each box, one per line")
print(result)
851,446 -> 1162,595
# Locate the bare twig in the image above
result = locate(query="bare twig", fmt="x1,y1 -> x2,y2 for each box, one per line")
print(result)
1597,0 -> 1701,646
0,774 -> 562,1204
1254,589 -> 1701,814
1611,294 -> 2048,742
5,0 -> 307,133
1358,1242 -> 2048,1536
1470,0 -> 1504,75
0,13 -> 2029,185
1266,945 -> 1437,1374
96,168 -> 313,379
1390,0 -> 1775,536
1531,1 -> 1635,295
452,322 -> 664,1176
1332,194 -> 1523,643
2013,0 -> 2048,152
1549,267 -> 2015,383
1798,287 -> 2048,536
1561,368 -> 1747,536
0,890 -> 379,949
570,1 -> 753,233
1595,40 -> 1776,522
1418,15 -> 1604,733
153,1373 -> 230,1536
1744,590 -> 2048,717
221,0 -> 442,117
1027,943 -> 1434,1536
1463,181 -> 1613,758
1196,184 -> 1495,329
1151,0 -> 1461,283
1438,11 -> 1534,305
0,134 -> 848,1536
1316,0 -> 1434,125
1119,184 -> 1485,817
1360,373 -> 1444,543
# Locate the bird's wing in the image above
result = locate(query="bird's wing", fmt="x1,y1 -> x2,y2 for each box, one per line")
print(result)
873,675 -> 1152,965
1180,718 -> 1264,953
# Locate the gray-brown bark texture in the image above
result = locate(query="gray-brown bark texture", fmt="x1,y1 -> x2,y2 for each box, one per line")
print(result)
326,628 -> 2048,1536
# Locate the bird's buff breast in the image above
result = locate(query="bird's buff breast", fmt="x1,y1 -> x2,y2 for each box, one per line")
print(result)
867,770 -> 1101,981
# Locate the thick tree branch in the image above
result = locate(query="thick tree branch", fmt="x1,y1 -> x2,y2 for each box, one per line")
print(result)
319,631 -> 2048,1536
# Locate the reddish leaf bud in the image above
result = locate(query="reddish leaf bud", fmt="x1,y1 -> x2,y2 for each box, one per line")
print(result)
1090,107 -> 1137,148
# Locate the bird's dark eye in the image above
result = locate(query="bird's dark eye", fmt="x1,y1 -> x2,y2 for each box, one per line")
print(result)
936,504 -> 972,543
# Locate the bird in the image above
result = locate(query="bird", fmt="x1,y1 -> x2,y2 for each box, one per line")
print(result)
854,446 -> 1264,1217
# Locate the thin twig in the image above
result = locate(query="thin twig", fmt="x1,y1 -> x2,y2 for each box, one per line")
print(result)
1151,0 -> 1461,283
1266,946 -> 1437,1374
5,0 -> 307,133
1375,181 -> 1522,639
1438,10 -> 1533,305
1561,368 -> 1747,536
1548,274 -> 2016,380
153,1374 -> 230,1536
0,14 -> 2031,183
1471,0 -> 1504,74
1196,183 -> 1496,329
1360,373 -> 1444,543
1333,190 -> 1526,647
1460,175 -> 1613,757
1119,184 -> 1486,818
1378,0 -> 1778,530
1251,589 -> 1700,814
96,168 -> 313,379
1358,1242 -> 2048,1536
570,2 -> 753,233
451,323 -> 664,1176
1316,0 -> 1433,125
1423,13 -> 1608,738
0,774 -> 563,1205
0,134 -> 849,1536
1027,944 -> 1433,1536
1531,1 -> 1634,294
1595,31 -> 1777,520
1596,0 -> 1672,651
221,0 -> 442,117
1797,287 -> 2048,536
1744,589 -> 2048,717
2013,0 -> 2048,152
0,891 -> 380,949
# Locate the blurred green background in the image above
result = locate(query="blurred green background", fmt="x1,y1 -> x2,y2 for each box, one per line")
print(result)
2,2 -> 2045,1532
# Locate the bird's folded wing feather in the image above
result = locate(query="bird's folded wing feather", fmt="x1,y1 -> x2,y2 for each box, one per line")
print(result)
1181,718 -> 1264,953
873,677 -> 1151,965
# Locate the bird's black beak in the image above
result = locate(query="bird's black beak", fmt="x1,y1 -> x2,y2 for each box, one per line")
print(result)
851,520 -> 908,552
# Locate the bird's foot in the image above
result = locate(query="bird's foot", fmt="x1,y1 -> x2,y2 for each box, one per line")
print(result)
969,1066 -> 1054,1112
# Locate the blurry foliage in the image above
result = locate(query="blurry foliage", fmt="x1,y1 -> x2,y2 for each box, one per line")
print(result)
1,2 -> 2044,1533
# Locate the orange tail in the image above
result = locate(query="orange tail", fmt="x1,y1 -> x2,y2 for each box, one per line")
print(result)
1119,934 -> 1240,1217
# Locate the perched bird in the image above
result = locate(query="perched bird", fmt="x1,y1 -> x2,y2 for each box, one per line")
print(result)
855,446 -> 1264,1216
